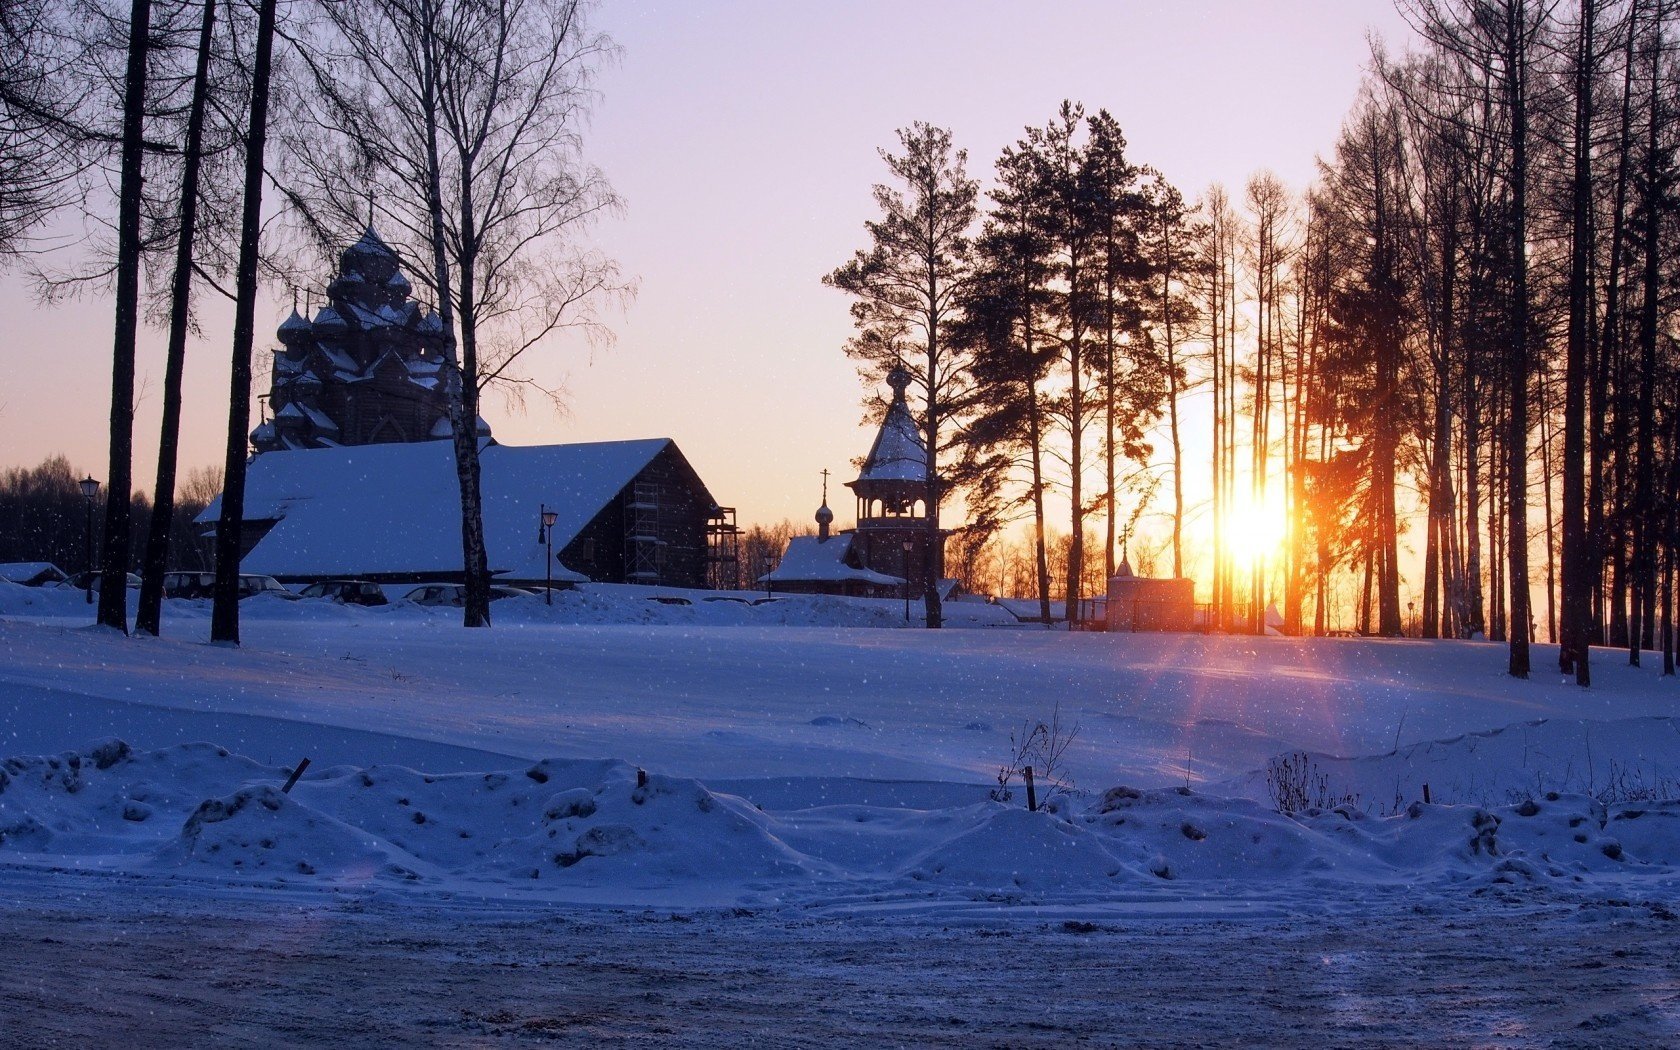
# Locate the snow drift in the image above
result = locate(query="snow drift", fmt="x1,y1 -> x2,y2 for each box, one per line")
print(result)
2,739 -> 1676,906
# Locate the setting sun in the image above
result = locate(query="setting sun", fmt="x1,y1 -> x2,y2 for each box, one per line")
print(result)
1222,494 -> 1289,573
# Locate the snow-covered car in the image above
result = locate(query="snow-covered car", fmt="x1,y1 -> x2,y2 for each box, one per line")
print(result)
400,584 -> 533,607
298,580 -> 389,606
61,571 -> 142,592
236,575 -> 301,600
160,572 -> 301,600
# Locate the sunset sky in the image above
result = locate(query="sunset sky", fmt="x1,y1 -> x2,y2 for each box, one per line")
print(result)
0,1 -> 1416,555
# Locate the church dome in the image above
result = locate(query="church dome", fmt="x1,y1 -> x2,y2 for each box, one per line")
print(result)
340,224 -> 396,265
815,502 -> 834,527
277,309 -> 311,344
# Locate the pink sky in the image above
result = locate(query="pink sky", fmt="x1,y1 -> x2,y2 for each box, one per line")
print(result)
0,0 -> 1414,540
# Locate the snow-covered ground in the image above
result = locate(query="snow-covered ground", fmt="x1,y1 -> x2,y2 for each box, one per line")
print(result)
3,579 -> 1679,1042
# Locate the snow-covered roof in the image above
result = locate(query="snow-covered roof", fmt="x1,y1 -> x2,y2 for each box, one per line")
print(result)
852,373 -> 926,487
344,224 -> 397,262
762,535 -> 903,586
277,309 -> 311,337
0,562 -> 68,585
301,405 -> 338,431
201,438 -> 695,581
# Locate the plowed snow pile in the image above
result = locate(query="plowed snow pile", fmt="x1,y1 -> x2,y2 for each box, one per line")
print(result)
4,739 -> 1677,906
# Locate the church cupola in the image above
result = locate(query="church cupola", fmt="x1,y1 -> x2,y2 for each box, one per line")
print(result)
277,309 -> 311,347
815,469 -> 835,541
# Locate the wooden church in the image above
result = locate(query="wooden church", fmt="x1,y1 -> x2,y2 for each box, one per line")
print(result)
215,226 -> 732,590
252,227 -> 468,453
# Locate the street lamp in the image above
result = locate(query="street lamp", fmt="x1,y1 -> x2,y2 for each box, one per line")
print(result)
79,476 -> 99,605
902,539 -> 912,623
539,504 -> 558,606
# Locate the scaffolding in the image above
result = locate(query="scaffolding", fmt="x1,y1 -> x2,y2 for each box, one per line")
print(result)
706,506 -> 741,589
625,481 -> 662,583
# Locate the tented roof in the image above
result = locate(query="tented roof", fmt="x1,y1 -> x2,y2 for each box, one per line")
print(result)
851,389 -> 926,488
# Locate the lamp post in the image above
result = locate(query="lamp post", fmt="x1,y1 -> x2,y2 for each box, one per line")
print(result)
902,539 -> 912,623
539,505 -> 558,606
79,476 -> 99,605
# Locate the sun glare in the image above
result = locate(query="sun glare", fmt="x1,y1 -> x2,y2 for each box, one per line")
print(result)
1223,496 -> 1287,573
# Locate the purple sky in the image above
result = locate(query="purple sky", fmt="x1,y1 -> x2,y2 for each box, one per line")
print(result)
0,0 -> 1415,537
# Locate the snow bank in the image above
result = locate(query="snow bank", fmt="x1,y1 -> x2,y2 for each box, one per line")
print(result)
2,739 -> 1676,906
0,742 -> 818,898
0,578 -> 1019,630
1211,716 -> 1680,810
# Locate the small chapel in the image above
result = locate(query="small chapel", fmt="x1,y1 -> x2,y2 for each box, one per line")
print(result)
762,365 -> 947,598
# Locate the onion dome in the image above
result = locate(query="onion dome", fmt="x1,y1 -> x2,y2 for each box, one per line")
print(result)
277,309 -> 311,345
312,304 -> 348,335
339,224 -> 398,273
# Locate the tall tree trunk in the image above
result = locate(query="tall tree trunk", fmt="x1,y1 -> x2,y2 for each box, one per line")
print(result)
97,0 -> 153,633
1165,289 -> 1184,581
1631,8 -> 1663,662
210,0 -> 279,645
1424,371 -> 1453,639
1596,1 -> 1639,653
453,160 -> 493,628
1374,160 -> 1402,637
1560,0 -> 1595,682
923,325 -> 944,629
1504,0 -> 1533,676
1466,373 -> 1485,636
136,0 -> 216,638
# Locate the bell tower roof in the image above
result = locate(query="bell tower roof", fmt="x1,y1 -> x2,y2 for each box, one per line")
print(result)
847,365 -> 926,498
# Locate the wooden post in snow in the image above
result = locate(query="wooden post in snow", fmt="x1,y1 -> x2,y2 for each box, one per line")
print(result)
282,757 -> 310,794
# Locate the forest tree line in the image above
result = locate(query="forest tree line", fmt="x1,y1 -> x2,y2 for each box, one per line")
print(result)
0,457 -> 220,573
828,0 -> 1679,678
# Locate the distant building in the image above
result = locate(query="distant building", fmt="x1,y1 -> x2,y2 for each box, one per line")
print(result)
204,439 -> 723,588
762,365 -> 945,598
214,226 -> 734,589
1104,560 -> 1196,632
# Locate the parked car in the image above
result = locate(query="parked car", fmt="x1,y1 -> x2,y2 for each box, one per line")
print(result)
298,579 -> 388,606
162,572 -> 216,599
62,571 -> 142,592
400,583 -> 533,607
160,572 -> 301,600
236,575 -> 301,600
